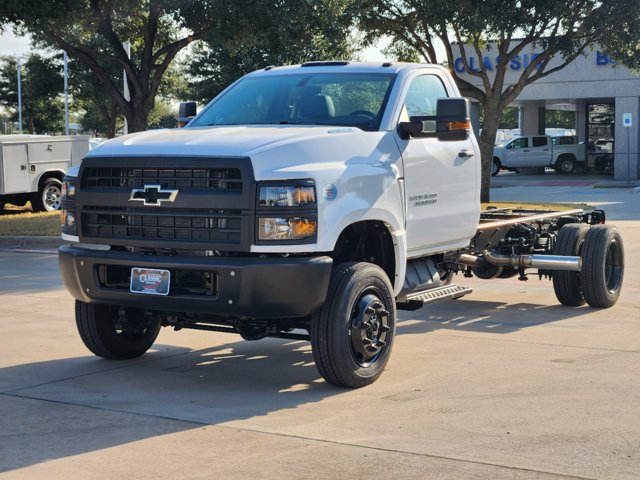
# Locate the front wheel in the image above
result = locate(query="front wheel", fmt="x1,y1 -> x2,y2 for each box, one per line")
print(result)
311,262 -> 396,388
76,301 -> 161,359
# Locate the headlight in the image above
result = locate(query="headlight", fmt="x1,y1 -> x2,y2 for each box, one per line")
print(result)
62,178 -> 76,198
258,185 -> 315,207
258,217 -> 317,241
60,209 -> 76,228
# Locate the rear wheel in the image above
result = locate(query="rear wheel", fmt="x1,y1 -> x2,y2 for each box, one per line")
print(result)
491,158 -> 501,176
76,301 -> 161,359
311,262 -> 396,388
581,225 -> 624,308
32,178 -> 63,212
555,156 -> 576,174
553,223 -> 588,306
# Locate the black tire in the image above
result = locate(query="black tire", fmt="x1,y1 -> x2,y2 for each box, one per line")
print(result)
581,225 -> 624,308
76,301 -> 161,359
32,178 -> 63,212
554,156 -> 576,174
491,158 -> 501,176
310,262 -> 396,388
552,224 -> 589,306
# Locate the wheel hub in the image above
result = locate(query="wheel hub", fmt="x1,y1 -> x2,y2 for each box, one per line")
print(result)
350,293 -> 390,365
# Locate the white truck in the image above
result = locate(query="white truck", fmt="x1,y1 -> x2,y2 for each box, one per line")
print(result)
492,135 -> 586,175
58,62 -> 624,388
0,135 -> 89,212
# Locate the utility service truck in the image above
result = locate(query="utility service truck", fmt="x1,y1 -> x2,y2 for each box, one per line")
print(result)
492,134 -> 586,175
0,135 -> 90,212
58,62 -> 624,388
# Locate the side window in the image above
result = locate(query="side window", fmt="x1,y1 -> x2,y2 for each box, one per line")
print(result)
532,136 -> 547,147
509,137 -> 529,149
403,75 -> 448,118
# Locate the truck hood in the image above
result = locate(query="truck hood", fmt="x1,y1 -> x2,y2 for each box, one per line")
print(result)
88,125 -> 365,158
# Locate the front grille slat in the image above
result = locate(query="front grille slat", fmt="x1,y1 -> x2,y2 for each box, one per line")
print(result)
82,209 -> 242,243
82,167 -> 243,192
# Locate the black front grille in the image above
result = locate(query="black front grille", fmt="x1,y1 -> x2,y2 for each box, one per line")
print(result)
82,167 -> 242,192
82,207 -> 242,244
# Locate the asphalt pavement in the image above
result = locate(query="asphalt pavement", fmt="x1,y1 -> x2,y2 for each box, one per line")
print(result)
1,172 -> 639,479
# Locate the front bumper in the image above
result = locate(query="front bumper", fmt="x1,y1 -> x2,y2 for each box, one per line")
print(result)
59,245 -> 332,319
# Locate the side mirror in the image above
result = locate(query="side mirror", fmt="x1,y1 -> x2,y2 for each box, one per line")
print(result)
400,98 -> 471,141
177,101 -> 197,127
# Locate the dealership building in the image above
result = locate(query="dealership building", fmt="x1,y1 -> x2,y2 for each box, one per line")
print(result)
454,46 -> 640,181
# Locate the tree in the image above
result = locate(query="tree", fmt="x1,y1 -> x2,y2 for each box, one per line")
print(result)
0,0 -> 228,133
599,2 -> 640,71
188,0 -> 356,103
0,54 -> 64,134
67,58 -> 121,138
357,0 -> 630,201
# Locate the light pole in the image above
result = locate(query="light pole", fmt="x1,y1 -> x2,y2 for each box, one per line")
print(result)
16,55 -> 23,134
64,51 -> 69,135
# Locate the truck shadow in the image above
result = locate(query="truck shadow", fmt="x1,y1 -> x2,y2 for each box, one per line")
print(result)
0,338 -> 342,474
397,298 -> 592,335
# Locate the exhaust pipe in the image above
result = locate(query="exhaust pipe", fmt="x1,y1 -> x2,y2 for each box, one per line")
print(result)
457,252 -> 582,272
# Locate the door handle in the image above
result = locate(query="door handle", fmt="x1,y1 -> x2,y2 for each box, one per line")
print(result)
458,150 -> 474,158
542,148 -> 550,151
522,149 -> 530,152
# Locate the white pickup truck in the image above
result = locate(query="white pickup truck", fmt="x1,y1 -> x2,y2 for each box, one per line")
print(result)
0,135 -> 89,212
58,62 -> 624,387
492,135 -> 586,175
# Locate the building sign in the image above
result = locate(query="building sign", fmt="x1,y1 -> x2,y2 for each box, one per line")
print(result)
623,113 -> 632,127
454,51 -> 616,74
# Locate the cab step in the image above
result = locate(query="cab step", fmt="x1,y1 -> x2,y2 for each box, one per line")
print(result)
397,284 -> 473,311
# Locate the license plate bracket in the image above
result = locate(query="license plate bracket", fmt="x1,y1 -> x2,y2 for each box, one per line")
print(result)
130,267 -> 171,296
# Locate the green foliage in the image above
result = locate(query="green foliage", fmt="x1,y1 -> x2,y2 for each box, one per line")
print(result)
187,0 -> 357,103
499,107 -> 517,130
0,53 -> 64,134
599,0 -> 640,72
546,110 -> 575,129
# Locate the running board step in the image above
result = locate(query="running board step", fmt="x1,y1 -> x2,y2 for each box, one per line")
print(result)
397,285 -> 473,311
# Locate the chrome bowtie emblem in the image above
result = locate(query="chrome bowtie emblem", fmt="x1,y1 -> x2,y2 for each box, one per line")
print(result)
129,185 -> 178,206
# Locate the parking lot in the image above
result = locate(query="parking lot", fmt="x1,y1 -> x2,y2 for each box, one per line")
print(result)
1,174 -> 639,479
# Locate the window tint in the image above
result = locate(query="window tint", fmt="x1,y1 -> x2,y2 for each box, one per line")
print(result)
532,136 -> 548,147
510,137 -> 528,149
404,75 -> 448,117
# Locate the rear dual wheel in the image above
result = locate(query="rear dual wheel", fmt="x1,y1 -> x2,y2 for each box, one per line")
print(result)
553,224 -> 624,308
581,225 -> 624,308
311,262 -> 396,388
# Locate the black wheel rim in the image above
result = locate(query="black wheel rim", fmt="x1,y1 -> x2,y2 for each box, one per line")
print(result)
604,240 -> 623,293
349,289 -> 391,367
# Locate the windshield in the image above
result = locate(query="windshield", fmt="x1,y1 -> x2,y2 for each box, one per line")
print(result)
190,73 -> 396,132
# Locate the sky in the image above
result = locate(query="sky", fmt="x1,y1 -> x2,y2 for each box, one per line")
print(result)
0,28 -> 391,62
0,29 -> 32,57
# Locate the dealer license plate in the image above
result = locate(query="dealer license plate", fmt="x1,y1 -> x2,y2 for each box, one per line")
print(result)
130,268 -> 170,296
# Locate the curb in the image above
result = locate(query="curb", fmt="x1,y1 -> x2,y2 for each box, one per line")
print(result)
592,181 -> 640,188
0,236 -> 63,251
